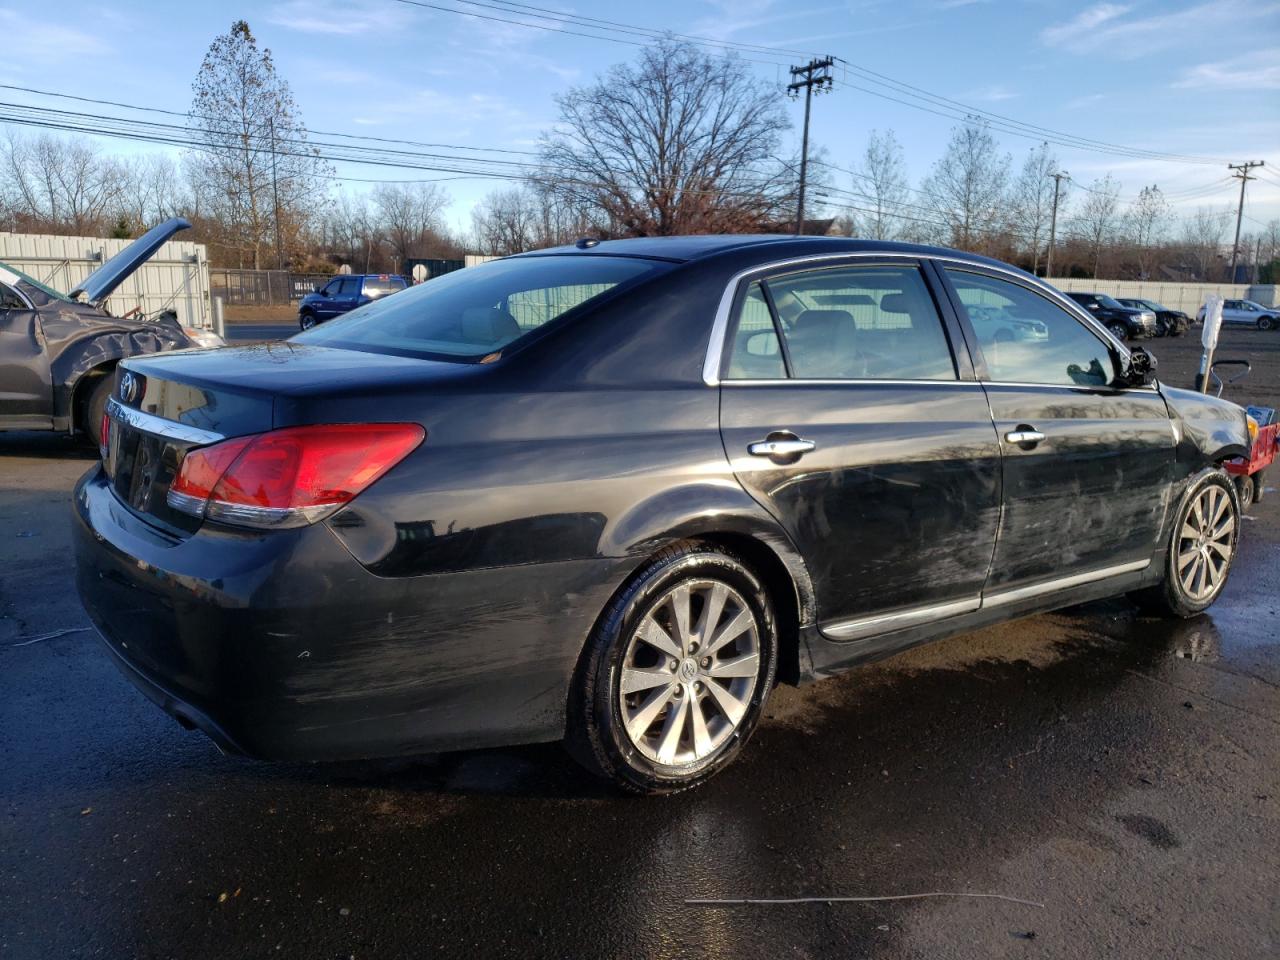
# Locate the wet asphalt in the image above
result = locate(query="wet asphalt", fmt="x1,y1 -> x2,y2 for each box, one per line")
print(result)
1,330 -> 1277,959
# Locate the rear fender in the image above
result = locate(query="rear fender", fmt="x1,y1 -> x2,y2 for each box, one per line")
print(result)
602,481 -> 817,628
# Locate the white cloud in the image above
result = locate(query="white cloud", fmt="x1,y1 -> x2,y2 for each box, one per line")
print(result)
266,1 -> 412,36
1175,55 -> 1280,90
1040,3 -> 1132,48
1041,1 -> 1280,57
0,12 -> 106,61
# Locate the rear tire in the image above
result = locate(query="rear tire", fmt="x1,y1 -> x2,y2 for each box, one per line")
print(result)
1130,471 -> 1240,618
80,375 -> 114,446
566,542 -> 778,795
1233,474 -> 1254,507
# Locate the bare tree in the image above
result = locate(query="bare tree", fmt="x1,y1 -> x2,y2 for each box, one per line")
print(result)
1074,175 -> 1121,279
187,20 -> 329,268
919,124 -> 1010,253
1179,205 -> 1231,280
1124,185 -> 1169,279
471,186 -> 537,255
372,182 -> 450,268
539,39 -> 794,236
852,130 -> 909,240
0,132 -> 125,235
1009,143 -> 1064,274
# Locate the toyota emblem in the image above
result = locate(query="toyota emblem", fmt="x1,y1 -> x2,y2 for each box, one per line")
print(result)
119,371 -> 141,404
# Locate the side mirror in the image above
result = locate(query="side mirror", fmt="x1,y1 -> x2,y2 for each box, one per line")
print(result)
1124,347 -> 1157,386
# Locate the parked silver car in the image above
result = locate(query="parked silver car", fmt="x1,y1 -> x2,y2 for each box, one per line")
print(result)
1196,299 -> 1280,331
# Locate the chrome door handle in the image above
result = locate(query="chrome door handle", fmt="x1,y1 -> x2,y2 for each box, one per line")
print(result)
1004,429 -> 1046,445
748,437 -> 816,457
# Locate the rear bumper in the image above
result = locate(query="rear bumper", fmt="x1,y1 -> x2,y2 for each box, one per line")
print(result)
73,466 -> 624,761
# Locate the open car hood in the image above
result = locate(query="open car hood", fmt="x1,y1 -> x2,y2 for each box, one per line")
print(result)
70,217 -> 191,307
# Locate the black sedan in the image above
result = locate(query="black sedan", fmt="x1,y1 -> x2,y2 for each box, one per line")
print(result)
1117,297 -> 1190,337
74,236 -> 1251,794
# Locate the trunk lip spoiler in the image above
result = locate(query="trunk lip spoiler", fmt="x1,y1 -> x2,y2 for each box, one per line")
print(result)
71,217 -> 193,306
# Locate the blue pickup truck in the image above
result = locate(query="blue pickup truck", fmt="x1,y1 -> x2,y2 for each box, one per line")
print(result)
298,274 -> 407,329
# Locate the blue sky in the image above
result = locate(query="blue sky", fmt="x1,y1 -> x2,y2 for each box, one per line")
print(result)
2,0 -> 1278,235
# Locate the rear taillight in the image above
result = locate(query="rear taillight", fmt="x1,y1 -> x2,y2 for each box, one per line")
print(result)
167,423 -> 425,529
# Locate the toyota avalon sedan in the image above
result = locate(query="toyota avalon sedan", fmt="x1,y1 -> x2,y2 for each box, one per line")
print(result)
74,236 -> 1251,794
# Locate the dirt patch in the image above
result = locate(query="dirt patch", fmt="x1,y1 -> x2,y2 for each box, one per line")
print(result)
225,304 -> 297,323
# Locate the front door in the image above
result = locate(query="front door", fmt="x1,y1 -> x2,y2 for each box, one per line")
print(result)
938,266 -> 1176,597
717,259 -> 1002,635
0,283 -> 51,425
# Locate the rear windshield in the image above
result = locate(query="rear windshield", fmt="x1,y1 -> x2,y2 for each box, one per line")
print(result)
295,255 -> 670,360
361,276 -> 405,298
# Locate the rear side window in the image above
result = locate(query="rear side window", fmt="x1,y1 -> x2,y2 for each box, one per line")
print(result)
361,276 -> 405,299
727,263 -> 956,381
945,269 -> 1115,387
295,255 -> 670,360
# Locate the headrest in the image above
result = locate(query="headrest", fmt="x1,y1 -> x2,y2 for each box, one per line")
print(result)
461,307 -> 520,345
878,292 -> 913,314
794,309 -> 856,333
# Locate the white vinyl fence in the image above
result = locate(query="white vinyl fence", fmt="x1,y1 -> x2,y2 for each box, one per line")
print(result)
1045,278 -> 1278,316
0,230 -> 211,328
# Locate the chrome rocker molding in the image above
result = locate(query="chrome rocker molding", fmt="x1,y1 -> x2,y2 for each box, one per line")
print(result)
106,398 -> 225,446
819,559 -> 1150,642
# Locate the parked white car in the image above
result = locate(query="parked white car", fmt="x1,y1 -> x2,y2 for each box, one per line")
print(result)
1196,299 -> 1280,331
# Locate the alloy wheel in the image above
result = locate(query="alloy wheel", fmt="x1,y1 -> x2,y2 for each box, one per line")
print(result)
1176,484 -> 1236,602
618,579 -> 760,767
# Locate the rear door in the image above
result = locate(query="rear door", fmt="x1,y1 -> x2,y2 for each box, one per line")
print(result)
717,258 -> 1002,637
938,266 -> 1175,598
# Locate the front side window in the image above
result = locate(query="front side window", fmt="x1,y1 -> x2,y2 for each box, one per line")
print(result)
946,269 -> 1116,388
726,263 -> 956,381
295,255 -> 669,360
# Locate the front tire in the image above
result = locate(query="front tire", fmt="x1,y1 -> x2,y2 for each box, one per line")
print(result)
299,311 -> 317,330
1108,322 -> 1128,340
567,542 -> 778,795
81,374 -> 114,446
1131,472 -> 1240,618
1259,315 -> 1276,332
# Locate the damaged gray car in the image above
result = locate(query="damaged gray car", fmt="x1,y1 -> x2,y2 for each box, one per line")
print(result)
0,218 -> 223,442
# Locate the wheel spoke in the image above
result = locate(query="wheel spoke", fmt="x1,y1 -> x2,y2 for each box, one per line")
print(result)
698,583 -> 728,645
689,698 -> 713,759
708,652 -> 759,679
621,666 -> 675,695
655,691 -> 690,764
636,618 -> 681,660
703,677 -> 747,727
1191,496 -> 1205,531
669,584 -> 693,654
1209,489 -> 1228,526
705,608 -> 752,656
1212,515 -> 1235,540
1206,538 -> 1232,560
1177,548 -> 1198,572
626,684 -> 675,741
1180,522 -> 1199,542
1203,553 -> 1220,590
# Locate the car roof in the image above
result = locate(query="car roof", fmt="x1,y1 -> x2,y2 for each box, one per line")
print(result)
513,234 -> 1030,273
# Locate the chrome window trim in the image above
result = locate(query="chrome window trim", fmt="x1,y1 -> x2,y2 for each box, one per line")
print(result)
819,558 -> 1151,642
703,250 -> 1132,387
106,398 -> 225,446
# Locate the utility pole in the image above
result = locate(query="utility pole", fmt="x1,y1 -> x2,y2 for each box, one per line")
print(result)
1045,171 -> 1069,278
269,118 -> 284,272
1227,161 -> 1264,281
787,57 -> 833,236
